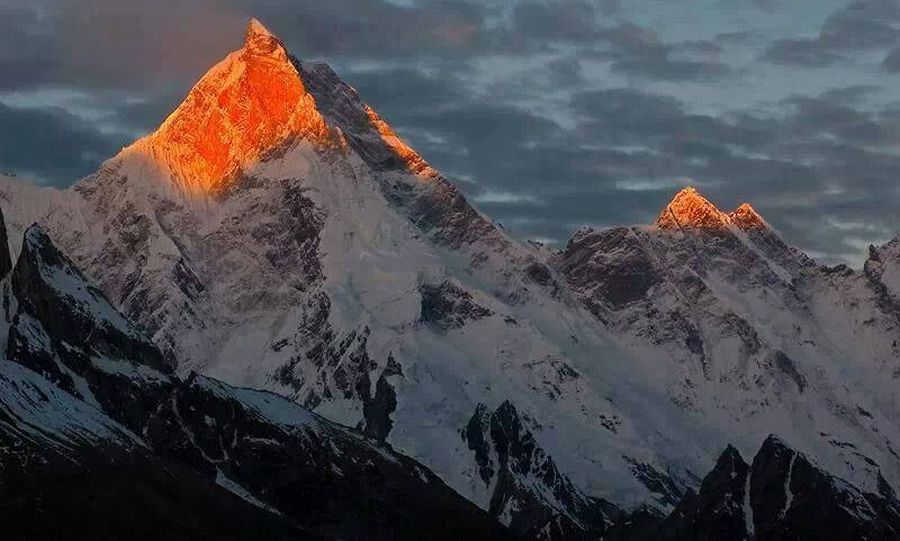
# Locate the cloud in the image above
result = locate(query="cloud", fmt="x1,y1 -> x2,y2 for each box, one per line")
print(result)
1,0 -> 898,265
508,1 -> 602,44
882,47 -> 900,71
559,85 -> 900,263
762,38 -> 846,68
599,23 -> 733,81
0,0 -> 244,92
763,0 -> 900,68
0,102 -> 119,186
236,0 -> 491,59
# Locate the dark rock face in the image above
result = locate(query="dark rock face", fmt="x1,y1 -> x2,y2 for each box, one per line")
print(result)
623,457 -> 691,508
657,445 -> 752,541
771,351 -> 806,393
139,375 -> 510,541
0,207 -> 11,280
419,280 -> 493,330
0,223 -> 514,541
553,227 -> 660,311
361,354 -> 401,441
7,225 -> 174,431
10,226 -> 170,374
646,436 -> 900,541
0,364 -> 309,541
749,436 -> 900,541
863,242 -> 900,333
462,400 -> 618,540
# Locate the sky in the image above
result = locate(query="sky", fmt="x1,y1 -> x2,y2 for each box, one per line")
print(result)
3,0 -> 900,265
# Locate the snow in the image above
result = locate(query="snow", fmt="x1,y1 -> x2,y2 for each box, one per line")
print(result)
215,469 -> 282,515
779,451 -> 797,520
193,375 -> 319,429
24,226 -> 139,338
743,469 -> 755,540
246,18 -> 276,40
0,360 -> 142,451
0,20 -> 897,523
91,355 -> 170,384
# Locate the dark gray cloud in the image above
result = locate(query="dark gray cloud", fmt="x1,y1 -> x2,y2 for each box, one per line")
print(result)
763,38 -> 847,68
1,0 -> 899,264
508,1 -> 602,44
595,23 -> 732,81
0,0 -> 243,92
882,47 -> 900,71
763,1 -> 900,67
0,102 -> 118,186
562,86 -> 900,260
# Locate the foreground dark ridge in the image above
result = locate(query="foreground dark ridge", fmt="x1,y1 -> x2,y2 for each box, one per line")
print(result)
0,211 -> 513,540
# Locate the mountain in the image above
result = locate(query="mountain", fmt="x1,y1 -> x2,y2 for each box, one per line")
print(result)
1,18 -> 900,539
552,186 -> 900,497
647,436 -> 900,540
0,212 -> 512,540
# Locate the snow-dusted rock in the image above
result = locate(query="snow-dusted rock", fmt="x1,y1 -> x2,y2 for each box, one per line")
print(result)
0,212 -> 513,540
0,19 -> 899,539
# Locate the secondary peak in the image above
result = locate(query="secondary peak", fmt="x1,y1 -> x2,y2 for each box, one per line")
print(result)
729,202 -> 769,230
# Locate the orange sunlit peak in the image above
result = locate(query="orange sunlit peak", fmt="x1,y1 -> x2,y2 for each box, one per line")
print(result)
244,18 -> 287,59
126,17 -> 334,197
655,186 -> 731,230
729,202 -> 769,230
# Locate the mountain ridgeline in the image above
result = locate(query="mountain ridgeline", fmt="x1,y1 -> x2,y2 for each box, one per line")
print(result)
2,18 -> 900,540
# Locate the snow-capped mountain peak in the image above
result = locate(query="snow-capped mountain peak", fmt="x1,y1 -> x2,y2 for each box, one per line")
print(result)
728,202 -> 770,231
244,17 -> 283,57
121,18 -> 333,197
654,186 -> 731,230
2,18 -> 900,540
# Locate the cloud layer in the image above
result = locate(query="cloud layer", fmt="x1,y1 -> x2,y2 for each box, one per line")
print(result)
2,0 -> 900,265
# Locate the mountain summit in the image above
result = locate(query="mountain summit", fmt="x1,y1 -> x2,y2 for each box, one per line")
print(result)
2,16 -> 900,541
244,17 -> 283,57
655,187 -> 731,230
123,18 -> 333,196
119,18 -> 437,197
655,187 -> 770,232
729,201 -> 769,230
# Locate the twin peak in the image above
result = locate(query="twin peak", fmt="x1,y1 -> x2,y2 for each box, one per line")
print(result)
656,187 -> 769,231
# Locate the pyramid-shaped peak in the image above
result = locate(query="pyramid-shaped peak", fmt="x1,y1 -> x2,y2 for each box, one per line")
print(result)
244,18 -> 287,58
123,16 -> 333,196
655,186 -> 730,230
729,202 -> 769,231
117,15 -> 431,197
247,18 -> 276,40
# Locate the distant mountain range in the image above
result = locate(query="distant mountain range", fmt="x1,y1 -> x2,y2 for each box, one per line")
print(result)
2,18 -> 900,540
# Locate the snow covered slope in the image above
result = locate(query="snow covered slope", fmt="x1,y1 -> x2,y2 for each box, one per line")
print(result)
1,18 -> 899,539
552,187 -> 900,501
0,209 -> 513,540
